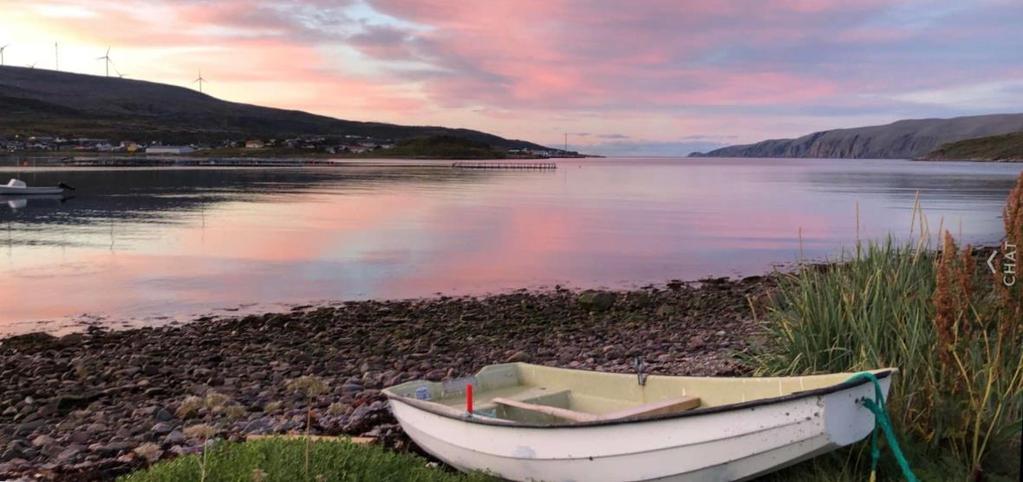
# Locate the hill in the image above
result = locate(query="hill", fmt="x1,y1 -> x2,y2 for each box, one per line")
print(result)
925,131 -> 1023,161
690,114 -> 1023,159
0,66 -> 544,149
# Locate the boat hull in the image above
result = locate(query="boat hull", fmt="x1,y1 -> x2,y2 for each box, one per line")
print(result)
0,186 -> 64,195
389,374 -> 890,482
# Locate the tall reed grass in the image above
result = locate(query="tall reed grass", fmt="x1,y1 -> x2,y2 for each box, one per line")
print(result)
753,172 -> 1023,481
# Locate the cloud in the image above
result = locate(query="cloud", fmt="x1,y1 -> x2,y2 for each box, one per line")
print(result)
2,0 -> 1022,150
33,3 -> 98,18
890,80 -> 1023,111
679,134 -> 737,141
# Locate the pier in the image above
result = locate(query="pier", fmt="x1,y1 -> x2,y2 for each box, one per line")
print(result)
451,161 -> 557,170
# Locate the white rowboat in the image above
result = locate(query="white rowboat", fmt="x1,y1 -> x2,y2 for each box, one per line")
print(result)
0,178 -> 69,195
384,363 -> 894,482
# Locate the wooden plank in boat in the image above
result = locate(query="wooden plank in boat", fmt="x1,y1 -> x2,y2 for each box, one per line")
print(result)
493,395 -> 701,423
492,397 -> 598,422
473,387 -> 569,410
601,396 -> 700,421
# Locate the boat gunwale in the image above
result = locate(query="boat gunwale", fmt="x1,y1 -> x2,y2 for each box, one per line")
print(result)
384,366 -> 894,429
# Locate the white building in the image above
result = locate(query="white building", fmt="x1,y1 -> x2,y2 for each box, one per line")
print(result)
146,145 -> 194,154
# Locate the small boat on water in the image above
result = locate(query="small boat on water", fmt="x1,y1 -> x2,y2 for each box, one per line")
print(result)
0,178 -> 74,195
384,363 -> 895,481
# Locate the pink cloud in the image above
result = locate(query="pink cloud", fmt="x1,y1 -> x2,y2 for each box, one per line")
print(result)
354,0 -> 896,111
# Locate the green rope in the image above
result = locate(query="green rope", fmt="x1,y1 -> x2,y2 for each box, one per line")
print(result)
845,372 -> 918,482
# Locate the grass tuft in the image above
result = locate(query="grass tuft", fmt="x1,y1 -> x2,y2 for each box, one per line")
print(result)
118,438 -> 495,482
176,395 -> 204,419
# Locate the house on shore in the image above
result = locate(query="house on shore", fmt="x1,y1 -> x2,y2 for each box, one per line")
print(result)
245,139 -> 265,149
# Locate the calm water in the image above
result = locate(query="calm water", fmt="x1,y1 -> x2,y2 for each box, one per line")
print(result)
0,158 -> 1020,335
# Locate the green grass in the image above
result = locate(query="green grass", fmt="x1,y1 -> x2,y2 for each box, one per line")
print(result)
749,239 -> 1022,481
380,135 -> 508,159
119,438 -> 496,482
926,131 -> 1023,161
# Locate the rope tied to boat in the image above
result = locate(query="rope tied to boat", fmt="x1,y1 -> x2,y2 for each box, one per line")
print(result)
845,371 -> 918,482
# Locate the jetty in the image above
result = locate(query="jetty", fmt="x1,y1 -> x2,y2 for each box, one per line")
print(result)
451,161 -> 557,170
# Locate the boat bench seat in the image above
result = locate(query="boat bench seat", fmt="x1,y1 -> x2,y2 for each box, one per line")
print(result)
473,387 -> 572,412
493,395 -> 701,423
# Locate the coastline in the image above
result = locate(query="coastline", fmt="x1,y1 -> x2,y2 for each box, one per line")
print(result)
0,275 -> 772,481
5,153 -> 1016,169
0,150 -> 599,168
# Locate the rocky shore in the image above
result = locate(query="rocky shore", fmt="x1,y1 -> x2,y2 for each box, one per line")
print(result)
0,276 -> 773,481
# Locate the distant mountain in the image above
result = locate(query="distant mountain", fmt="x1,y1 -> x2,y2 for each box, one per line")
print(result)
925,131 -> 1023,161
690,114 -> 1023,159
0,66 -> 545,149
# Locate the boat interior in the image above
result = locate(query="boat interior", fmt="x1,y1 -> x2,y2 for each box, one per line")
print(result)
385,363 -> 890,425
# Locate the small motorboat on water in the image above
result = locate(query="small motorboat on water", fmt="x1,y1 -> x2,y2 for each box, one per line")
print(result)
384,363 -> 896,482
0,178 -> 75,195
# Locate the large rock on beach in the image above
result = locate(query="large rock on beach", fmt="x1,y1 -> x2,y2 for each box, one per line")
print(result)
576,290 -> 617,312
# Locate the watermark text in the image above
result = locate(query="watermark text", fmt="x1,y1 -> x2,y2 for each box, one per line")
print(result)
988,242 -> 1017,287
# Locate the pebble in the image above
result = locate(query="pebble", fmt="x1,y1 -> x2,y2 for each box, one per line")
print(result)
164,431 -> 185,445
154,408 -> 174,422
56,446 -> 81,463
151,423 -> 173,435
505,350 -> 531,363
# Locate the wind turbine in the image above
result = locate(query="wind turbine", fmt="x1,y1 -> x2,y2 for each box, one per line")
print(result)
193,69 -> 206,93
97,47 -> 112,77
54,42 -> 59,71
0,45 -> 7,67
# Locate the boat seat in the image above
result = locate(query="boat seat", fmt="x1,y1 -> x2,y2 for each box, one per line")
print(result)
600,395 -> 701,420
493,396 -> 598,422
493,395 -> 701,423
472,387 -> 570,411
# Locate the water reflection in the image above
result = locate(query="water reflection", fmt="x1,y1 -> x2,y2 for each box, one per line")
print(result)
0,166 -> 493,248
0,158 -> 1020,335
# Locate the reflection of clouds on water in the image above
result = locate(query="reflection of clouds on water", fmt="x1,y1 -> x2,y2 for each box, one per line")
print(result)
0,159 -> 1020,336
0,166 -> 487,249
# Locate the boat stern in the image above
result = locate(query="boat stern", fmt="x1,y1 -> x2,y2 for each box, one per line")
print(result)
822,370 -> 895,447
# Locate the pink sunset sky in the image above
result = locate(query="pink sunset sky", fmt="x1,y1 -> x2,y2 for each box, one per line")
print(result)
2,0 -> 1021,154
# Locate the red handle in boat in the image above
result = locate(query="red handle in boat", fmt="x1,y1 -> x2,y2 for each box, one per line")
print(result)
466,384 -> 474,413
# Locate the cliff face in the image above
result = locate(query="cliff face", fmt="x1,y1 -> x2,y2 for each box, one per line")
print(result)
692,114 -> 1023,159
